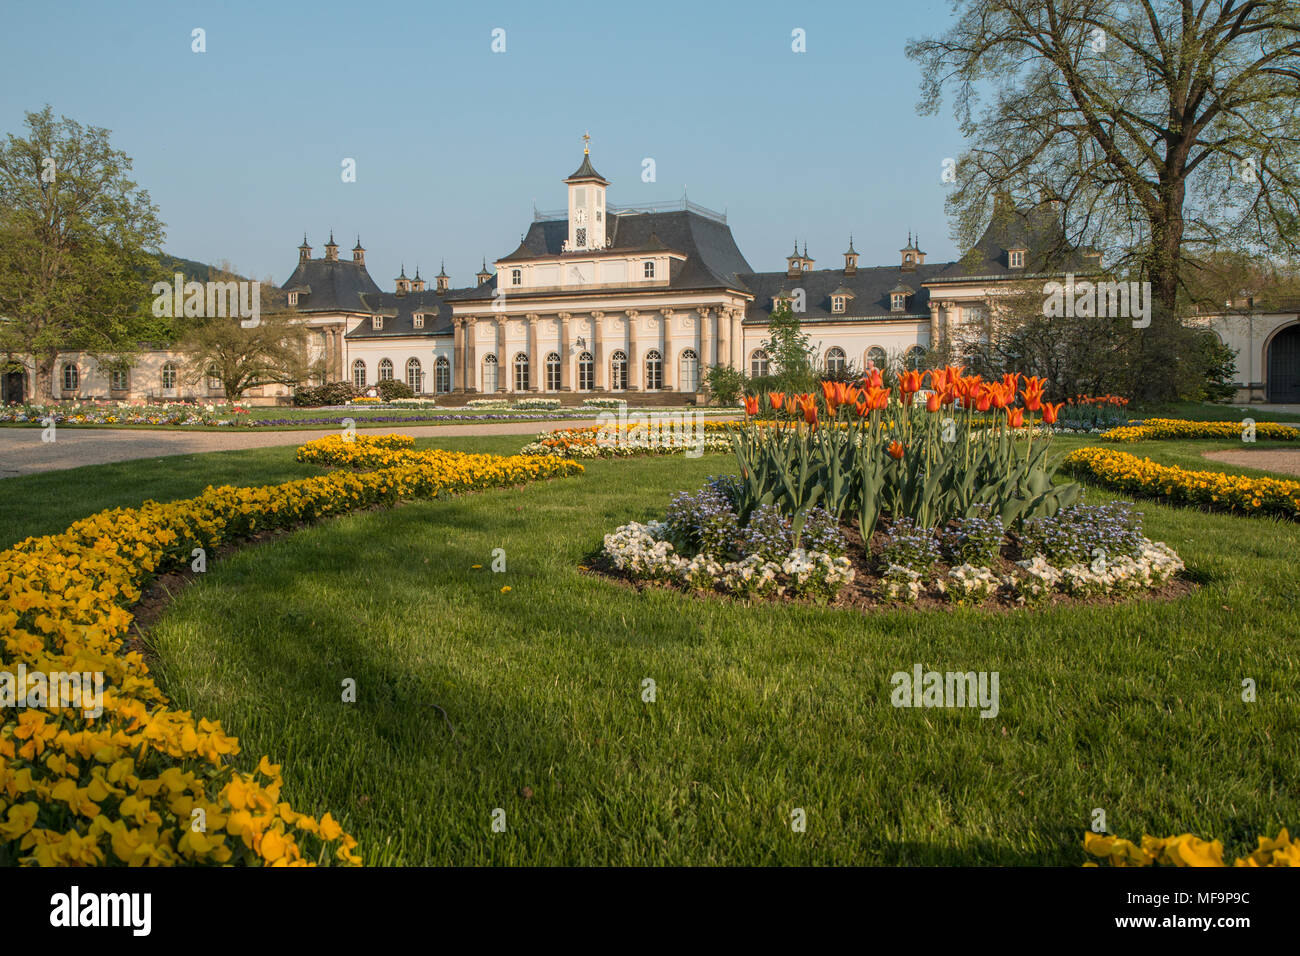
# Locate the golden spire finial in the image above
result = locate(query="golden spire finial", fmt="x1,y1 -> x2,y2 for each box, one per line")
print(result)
582,130 -> 590,155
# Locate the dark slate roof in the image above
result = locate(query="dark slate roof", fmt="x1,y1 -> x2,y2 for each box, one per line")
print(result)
345,288 -> 471,339
469,209 -> 754,300
565,153 -> 608,184
931,202 -> 1088,281
741,262 -> 951,323
280,258 -> 383,312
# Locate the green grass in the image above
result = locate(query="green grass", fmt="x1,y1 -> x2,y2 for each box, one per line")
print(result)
1137,400 -> 1300,424
121,440 -> 1300,865
0,435 -> 526,545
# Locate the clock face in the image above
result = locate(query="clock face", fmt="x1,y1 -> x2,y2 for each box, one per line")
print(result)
574,208 -> 587,225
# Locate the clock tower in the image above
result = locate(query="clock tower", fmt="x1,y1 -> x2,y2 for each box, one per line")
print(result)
565,133 -> 609,252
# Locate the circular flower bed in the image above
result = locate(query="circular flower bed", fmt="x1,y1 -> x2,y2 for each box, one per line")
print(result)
597,477 -> 1187,610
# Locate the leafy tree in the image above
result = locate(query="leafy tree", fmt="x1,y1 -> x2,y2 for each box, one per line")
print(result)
0,106 -> 164,399
761,304 -> 817,393
176,270 -> 314,400
705,363 -> 745,405
909,0 -> 1300,401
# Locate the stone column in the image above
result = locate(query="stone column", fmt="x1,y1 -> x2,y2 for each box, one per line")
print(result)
465,316 -> 478,393
661,310 -> 676,391
491,317 -> 506,392
591,311 -> 605,390
715,308 -> 728,374
526,313 -> 539,392
454,318 -> 466,392
730,310 -> 742,369
559,312 -> 572,391
625,310 -> 641,391
699,307 -> 713,373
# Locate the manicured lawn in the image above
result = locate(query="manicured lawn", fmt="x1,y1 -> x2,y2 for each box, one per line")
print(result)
1138,400 -> 1300,424
115,438 -> 1300,865
0,435 -> 526,545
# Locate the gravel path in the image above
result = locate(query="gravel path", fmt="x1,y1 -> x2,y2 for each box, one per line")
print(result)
0,420 -> 583,478
1202,448 -> 1300,478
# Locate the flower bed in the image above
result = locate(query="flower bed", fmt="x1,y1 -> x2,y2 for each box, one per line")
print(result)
522,420 -> 740,459
1084,830 -> 1298,867
598,478 -> 1184,609
0,401 -> 251,427
1065,447 -> 1300,519
1,436 -> 582,866
465,398 -> 510,409
1102,418 -> 1299,442
511,398 -> 561,410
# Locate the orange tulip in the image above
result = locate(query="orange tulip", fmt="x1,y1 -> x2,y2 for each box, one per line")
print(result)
1020,376 -> 1047,412
744,395 -> 760,416
900,370 -> 924,395
864,386 -> 891,411
854,397 -> 868,417
1042,401 -> 1064,425
863,367 -> 883,389
768,391 -> 785,411
974,385 -> 993,413
928,368 -> 949,394
801,399 -> 818,425
886,440 -> 905,460
1006,407 -> 1024,428
925,391 -> 942,413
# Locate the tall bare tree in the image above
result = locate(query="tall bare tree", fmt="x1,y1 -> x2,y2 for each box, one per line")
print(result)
909,0 -> 1300,400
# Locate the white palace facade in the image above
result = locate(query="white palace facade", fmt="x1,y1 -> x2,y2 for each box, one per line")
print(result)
12,146 -> 1299,405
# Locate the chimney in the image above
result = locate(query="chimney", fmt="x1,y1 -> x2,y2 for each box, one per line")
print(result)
436,260 -> 450,294
298,234 -> 312,264
395,264 -> 409,296
844,236 -> 858,275
352,236 -> 365,266
476,258 -> 492,285
801,241 -> 813,273
324,231 -> 339,262
411,266 -> 425,292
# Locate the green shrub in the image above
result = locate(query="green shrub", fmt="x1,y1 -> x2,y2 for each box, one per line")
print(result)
376,379 -> 414,400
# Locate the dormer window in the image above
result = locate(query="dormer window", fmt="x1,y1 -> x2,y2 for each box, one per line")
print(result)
1009,249 -> 1026,269
644,261 -> 655,279
413,314 -> 424,329
832,296 -> 846,314
891,293 -> 906,312
511,269 -> 522,286
372,315 -> 383,330
288,292 -> 299,306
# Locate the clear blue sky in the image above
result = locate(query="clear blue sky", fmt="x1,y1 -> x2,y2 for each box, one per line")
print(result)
1,0 -> 971,289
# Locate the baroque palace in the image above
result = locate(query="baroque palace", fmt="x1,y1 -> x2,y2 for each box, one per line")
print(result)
17,144 -> 1299,405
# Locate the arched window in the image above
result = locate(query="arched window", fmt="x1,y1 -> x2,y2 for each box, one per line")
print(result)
545,351 -> 561,391
678,348 -> 699,392
482,353 -> 499,392
825,347 -> 846,375
61,363 -> 79,392
866,346 -> 887,370
435,356 -> 450,393
161,362 -> 177,390
904,346 -> 926,371
610,350 -> 628,390
514,352 -> 530,392
352,359 -> 366,389
379,358 -> 394,381
645,349 -> 663,390
750,349 -> 770,378
577,351 -> 594,391
406,357 -> 423,393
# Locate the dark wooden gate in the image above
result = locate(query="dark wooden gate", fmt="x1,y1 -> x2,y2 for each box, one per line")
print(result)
1267,324 -> 1300,403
